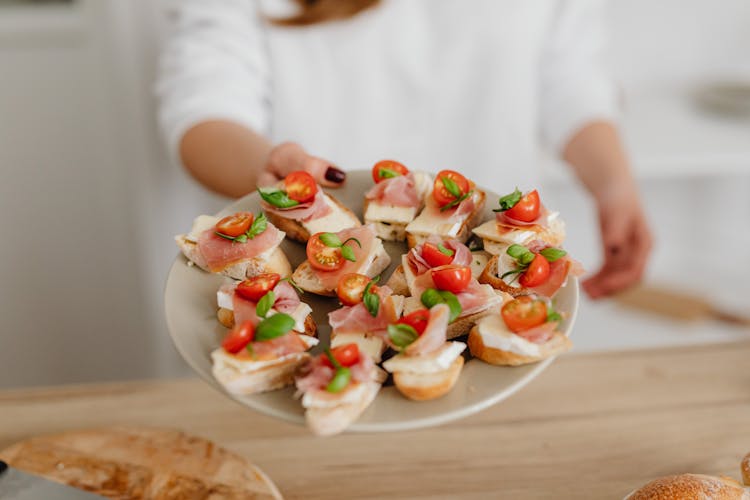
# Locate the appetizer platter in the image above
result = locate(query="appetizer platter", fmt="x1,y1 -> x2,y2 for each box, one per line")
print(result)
165,166 -> 580,435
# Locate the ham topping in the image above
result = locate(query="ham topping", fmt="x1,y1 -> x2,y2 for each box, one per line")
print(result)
365,172 -> 420,207
313,225 -> 377,290
261,188 -> 332,222
495,204 -> 550,230
197,222 -> 282,272
404,303 -> 449,357
411,273 -> 499,317
295,350 -> 378,393
515,321 -> 557,345
328,286 -> 399,336
231,280 -> 302,326
407,237 -> 473,275
234,332 -> 309,361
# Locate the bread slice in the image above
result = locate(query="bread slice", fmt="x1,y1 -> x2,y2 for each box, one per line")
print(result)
211,351 -> 312,395
405,190 -> 486,249
264,193 -> 360,244
305,380 -> 382,436
217,308 -> 317,337
176,236 -> 292,280
472,216 -> 566,256
292,238 -> 391,296
363,198 -> 409,241
401,295 -> 503,339
363,172 -> 433,241
385,264 -> 410,296
392,356 -> 464,401
627,474 -> 749,500
478,254 -> 529,297
467,326 -> 571,366
741,452 -> 750,486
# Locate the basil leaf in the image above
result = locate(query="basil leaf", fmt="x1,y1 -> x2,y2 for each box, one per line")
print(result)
388,323 -> 419,349
539,247 -> 567,262
363,281 -> 380,317
500,269 -> 523,280
494,187 -> 522,212
378,167 -> 399,179
281,276 -> 304,294
420,288 -> 444,309
319,232 -> 342,248
506,244 -> 528,260
547,311 -> 563,323
214,231 -> 236,241
437,243 -> 454,257
255,313 -> 295,341
440,175 -> 462,198
439,290 -> 462,322
519,252 -> 536,266
234,234 -> 248,243
246,213 -> 267,239
258,187 -> 300,209
245,343 -> 255,359
342,237 -> 362,249
439,191 -> 471,212
340,244 -> 356,262
255,290 -> 274,318
324,348 -> 342,369
326,367 -> 351,393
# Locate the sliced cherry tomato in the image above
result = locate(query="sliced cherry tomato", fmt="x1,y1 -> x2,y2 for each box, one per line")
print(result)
322,343 -> 360,368
284,171 -> 318,203
518,254 -> 551,288
397,309 -> 431,336
235,273 -> 281,302
215,212 -> 253,237
433,170 -> 471,207
222,320 -> 255,354
306,233 -> 345,271
431,265 -> 472,293
422,242 -> 454,267
501,296 -> 548,333
336,273 -> 371,306
371,160 -> 409,183
505,190 -> 541,222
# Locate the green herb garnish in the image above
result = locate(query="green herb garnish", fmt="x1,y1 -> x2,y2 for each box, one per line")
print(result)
363,277 -> 380,317
214,212 -> 267,243
420,288 -> 462,322
319,233 -> 361,263
493,187 -> 522,212
388,323 -> 419,349
501,244 -> 567,283
255,313 -> 295,341
439,190 -> 472,212
324,348 -> 352,393
258,187 -> 300,209
378,167 -> 399,179
539,247 -> 567,262
255,290 -> 274,318
437,243 -> 454,257
441,176 -> 462,198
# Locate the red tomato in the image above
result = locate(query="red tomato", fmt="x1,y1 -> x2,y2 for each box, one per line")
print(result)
222,320 -> 255,353
433,170 -> 470,207
518,254 -> 550,288
371,160 -> 409,183
284,171 -> 318,203
431,265 -> 472,293
501,296 -> 548,333
505,190 -> 541,222
397,309 -> 431,335
306,233 -> 345,271
336,273 -> 371,306
235,273 -> 281,302
322,343 -> 360,368
215,212 -> 253,237
422,242 -> 454,267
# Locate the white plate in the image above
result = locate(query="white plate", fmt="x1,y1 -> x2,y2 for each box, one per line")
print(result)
164,170 -> 579,432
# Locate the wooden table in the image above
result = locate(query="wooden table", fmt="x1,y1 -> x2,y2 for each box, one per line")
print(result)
1,341 -> 748,499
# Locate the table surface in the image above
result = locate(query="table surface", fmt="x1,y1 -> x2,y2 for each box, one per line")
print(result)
1,341 -> 748,500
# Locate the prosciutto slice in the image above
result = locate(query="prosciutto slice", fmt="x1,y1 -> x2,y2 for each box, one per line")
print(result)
411,272 -> 499,317
407,237 -> 473,275
231,280 -> 302,326
313,225 -> 377,290
515,321 -> 557,345
197,222 -> 282,272
261,188 -> 332,222
328,286 -> 399,336
233,332 -> 309,361
295,350 -> 377,393
495,204 -> 550,229
404,303 -> 449,356
365,173 -> 420,207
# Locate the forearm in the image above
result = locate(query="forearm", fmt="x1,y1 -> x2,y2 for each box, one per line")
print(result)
179,120 -> 272,198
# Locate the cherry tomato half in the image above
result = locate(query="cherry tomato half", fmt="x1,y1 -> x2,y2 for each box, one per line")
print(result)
222,320 -> 255,353
284,171 -> 318,203
235,273 -> 281,302
371,160 -> 409,183
397,309 -> 431,336
215,212 -> 253,237
505,190 -> 541,222
431,265 -> 472,294
518,254 -> 550,288
322,343 -> 361,368
336,273 -> 372,306
306,233 -> 345,271
422,242 -> 454,267
501,296 -> 548,333
433,170 -> 470,207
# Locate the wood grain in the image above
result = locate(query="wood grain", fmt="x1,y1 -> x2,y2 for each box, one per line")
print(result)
1,342 -> 749,499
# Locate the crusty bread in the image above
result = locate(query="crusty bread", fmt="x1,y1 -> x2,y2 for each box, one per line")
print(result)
292,239 -> 391,296
401,295 -> 501,339
263,193 -> 360,244
217,308 -> 317,337
406,190 -> 486,249
472,216 -> 566,256
467,327 -> 572,366
742,452 -> 750,485
176,236 -> 292,280
385,264 -> 410,296
478,254 -> 530,297
626,474 -> 749,500
392,356 -> 464,401
212,352 -> 312,395
305,381 -> 382,437
363,198 -> 409,241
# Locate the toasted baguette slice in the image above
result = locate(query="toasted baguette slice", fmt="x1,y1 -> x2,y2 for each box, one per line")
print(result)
401,295 -> 504,339
176,236 -> 292,280
468,326 -> 571,366
405,190 -> 486,249
392,356 -> 464,401
363,172 -> 433,241
478,254 -> 530,297
211,350 -> 312,395
363,198 -> 408,241
264,193 -> 360,244
741,452 -> 750,485
472,216 -> 566,256
305,379 -> 383,436
385,265 -> 410,296
292,238 -> 391,296
217,308 -> 317,337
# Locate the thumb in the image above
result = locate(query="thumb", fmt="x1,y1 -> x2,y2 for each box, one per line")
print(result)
267,142 -> 346,188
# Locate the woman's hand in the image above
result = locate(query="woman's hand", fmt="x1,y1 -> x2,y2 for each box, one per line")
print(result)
258,142 -> 346,188
583,183 -> 653,299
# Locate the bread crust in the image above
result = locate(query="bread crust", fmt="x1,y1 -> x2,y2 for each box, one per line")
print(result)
212,352 -> 312,395
406,190 -> 486,249
393,356 -> 464,401
401,295 -> 502,339
385,265 -> 410,296
742,452 -> 750,486
478,254 -> 530,297
263,193 -> 361,244
304,381 -> 382,436
216,308 -> 318,337
627,473 -> 749,500
363,197 -> 410,241
176,237 -> 291,279
467,327 -> 571,366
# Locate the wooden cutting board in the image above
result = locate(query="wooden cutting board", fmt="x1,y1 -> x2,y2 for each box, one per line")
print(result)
0,426 -> 282,499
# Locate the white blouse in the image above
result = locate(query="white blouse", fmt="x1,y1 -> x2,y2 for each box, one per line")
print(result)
157,0 -> 617,191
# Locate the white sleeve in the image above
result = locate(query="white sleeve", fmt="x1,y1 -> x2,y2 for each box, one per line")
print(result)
538,0 -> 619,155
156,0 -> 271,165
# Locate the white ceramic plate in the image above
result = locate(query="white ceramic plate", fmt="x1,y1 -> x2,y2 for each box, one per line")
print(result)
164,170 -> 579,432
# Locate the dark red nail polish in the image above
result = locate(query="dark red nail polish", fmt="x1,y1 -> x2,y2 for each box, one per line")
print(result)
325,166 -> 346,184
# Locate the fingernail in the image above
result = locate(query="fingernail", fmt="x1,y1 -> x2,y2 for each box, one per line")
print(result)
325,166 -> 346,184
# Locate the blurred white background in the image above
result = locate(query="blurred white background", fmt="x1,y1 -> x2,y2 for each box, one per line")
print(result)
0,0 -> 748,388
